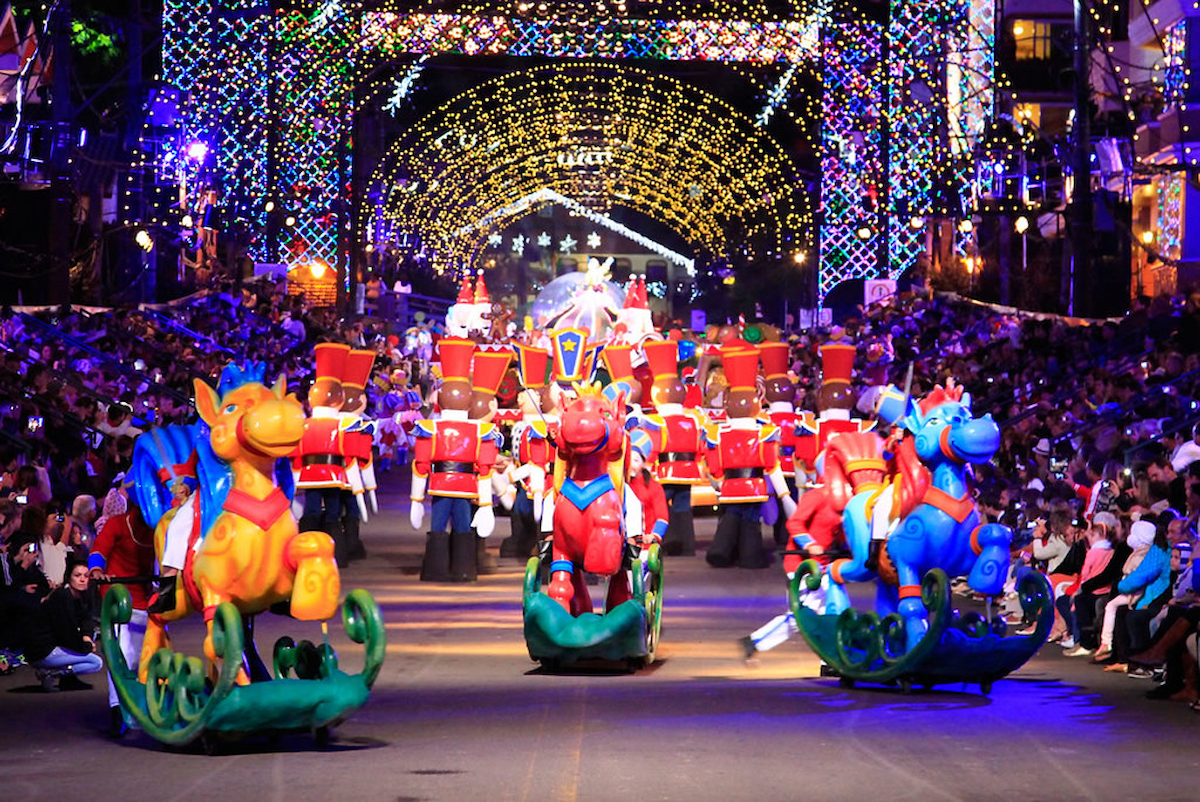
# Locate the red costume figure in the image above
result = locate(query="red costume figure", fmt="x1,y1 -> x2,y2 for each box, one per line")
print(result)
793,342 -> 874,480
409,338 -> 501,582
704,343 -> 795,569
641,339 -> 707,556
296,343 -> 351,544
469,346 -> 513,576
760,341 -> 799,548
501,343 -> 556,559
627,429 -> 668,546
548,386 -> 629,616
338,348 -> 376,564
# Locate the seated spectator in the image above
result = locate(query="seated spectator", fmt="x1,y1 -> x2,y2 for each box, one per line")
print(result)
24,559 -> 103,692
1170,422 -> 1200,473
1066,514 -> 1131,657
1095,519 -> 1169,665
0,530 -> 51,650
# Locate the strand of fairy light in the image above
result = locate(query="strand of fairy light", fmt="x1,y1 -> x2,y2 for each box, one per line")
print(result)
361,62 -> 808,273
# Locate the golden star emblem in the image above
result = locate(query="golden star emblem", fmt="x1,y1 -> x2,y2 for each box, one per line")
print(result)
561,340 -> 577,352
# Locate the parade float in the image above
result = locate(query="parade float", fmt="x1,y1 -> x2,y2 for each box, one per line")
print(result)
521,380 -> 664,670
787,382 -> 1053,693
105,362 -> 385,748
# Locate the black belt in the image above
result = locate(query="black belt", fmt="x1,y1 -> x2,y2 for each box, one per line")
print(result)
433,460 -> 473,473
302,455 -> 344,466
658,451 -> 696,462
723,468 -> 764,479
779,446 -> 795,456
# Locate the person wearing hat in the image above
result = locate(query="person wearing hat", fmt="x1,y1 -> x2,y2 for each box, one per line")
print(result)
337,349 -> 377,564
501,344 -> 556,560
760,341 -> 800,549
627,429 -> 668,548
704,343 -> 796,569
793,341 -> 874,488
409,338 -> 502,582
641,339 -> 708,557
468,346 -> 513,576
1091,518 -> 1167,663
295,343 -> 352,555
88,494 -> 155,734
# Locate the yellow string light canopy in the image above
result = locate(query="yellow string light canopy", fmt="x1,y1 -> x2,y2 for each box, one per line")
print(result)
364,61 -> 809,274
400,1 -> 817,23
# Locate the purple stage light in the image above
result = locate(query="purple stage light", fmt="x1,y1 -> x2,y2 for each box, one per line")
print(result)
186,141 -> 209,161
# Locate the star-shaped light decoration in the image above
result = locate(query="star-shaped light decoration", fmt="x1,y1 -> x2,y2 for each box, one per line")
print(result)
511,234 -> 526,253
561,339 -> 577,352
586,231 -> 602,249
559,234 -> 577,254
486,232 -> 503,247
536,232 -> 552,248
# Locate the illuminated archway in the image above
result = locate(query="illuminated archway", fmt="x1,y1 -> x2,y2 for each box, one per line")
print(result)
362,62 -> 810,275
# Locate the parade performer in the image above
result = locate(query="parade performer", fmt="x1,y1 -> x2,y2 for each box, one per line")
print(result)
627,430 -> 668,547
295,343 -> 351,564
87,494 -> 155,736
760,341 -> 799,548
469,345 -> 513,576
338,349 -> 376,563
794,340 -> 874,486
641,339 -> 707,556
500,343 -> 556,560
410,338 -> 501,582
704,343 -> 796,569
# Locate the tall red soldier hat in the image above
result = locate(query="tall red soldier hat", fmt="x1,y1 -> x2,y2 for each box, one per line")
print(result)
601,343 -> 635,386
641,339 -> 679,382
342,349 -> 376,391
436,337 -> 476,383
472,347 -> 513,396
759,341 -> 790,380
721,342 -> 760,393
512,342 -> 550,389
313,342 -> 351,383
820,342 -> 856,387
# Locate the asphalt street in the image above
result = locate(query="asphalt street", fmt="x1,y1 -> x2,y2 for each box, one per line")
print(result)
2,470 -> 1198,801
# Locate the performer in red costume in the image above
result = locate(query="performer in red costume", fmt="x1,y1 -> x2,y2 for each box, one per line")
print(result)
409,338 -> 501,582
760,341 -> 799,548
793,341 -> 874,484
296,343 -> 351,559
500,343 -> 556,559
641,339 -> 707,556
468,346 -> 513,576
338,348 -> 376,564
627,429 -> 668,546
88,494 -> 155,735
704,343 -> 796,569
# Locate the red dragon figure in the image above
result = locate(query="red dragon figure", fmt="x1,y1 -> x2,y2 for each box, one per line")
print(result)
548,383 -> 629,617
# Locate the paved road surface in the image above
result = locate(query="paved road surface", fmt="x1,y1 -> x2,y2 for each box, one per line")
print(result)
2,470 -> 1198,801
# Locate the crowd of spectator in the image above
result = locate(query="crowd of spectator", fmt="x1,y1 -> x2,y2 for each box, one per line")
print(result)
2,275 -> 1199,714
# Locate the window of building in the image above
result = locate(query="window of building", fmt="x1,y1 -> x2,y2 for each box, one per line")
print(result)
1012,20 -> 1052,60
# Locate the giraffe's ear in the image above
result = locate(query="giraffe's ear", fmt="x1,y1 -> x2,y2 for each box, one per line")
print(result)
194,379 -> 220,426
273,373 -> 288,398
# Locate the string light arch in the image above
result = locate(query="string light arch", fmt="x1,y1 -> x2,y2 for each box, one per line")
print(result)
361,62 -> 810,275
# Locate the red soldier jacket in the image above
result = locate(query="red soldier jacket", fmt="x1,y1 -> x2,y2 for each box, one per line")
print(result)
703,422 -> 780,503
412,418 -> 500,498
513,419 -> 557,493
295,415 -> 348,490
643,407 -> 708,485
767,405 -> 800,474
628,470 -> 669,541
87,512 -> 157,609
793,413 -> 874,474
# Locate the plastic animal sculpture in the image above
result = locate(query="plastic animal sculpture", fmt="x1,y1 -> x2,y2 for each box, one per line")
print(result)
548,383 -> 629,616
826,384 -> 1012,650
133,363 -> 339,682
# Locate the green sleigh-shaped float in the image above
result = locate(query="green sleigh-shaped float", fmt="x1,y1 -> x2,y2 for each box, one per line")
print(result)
102,586 -> 385,747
